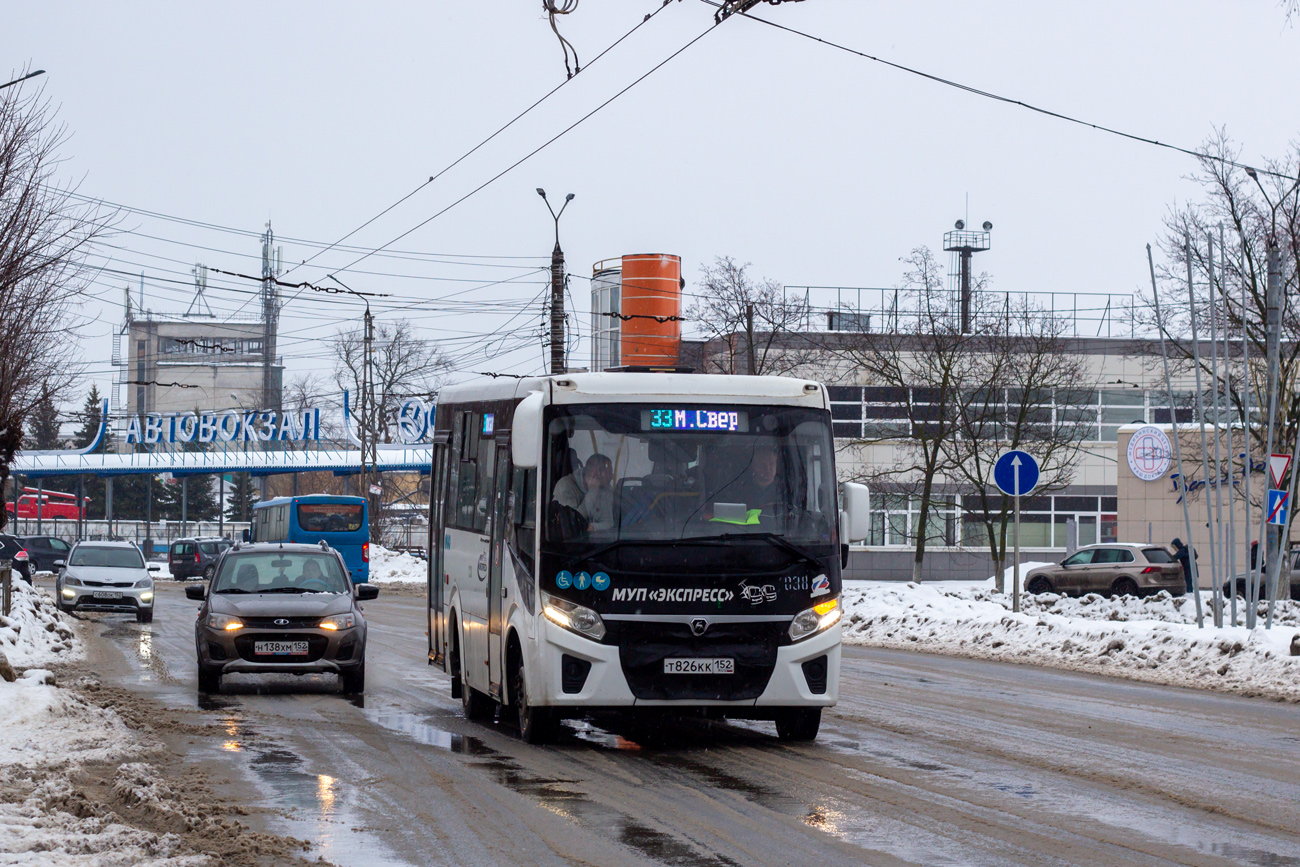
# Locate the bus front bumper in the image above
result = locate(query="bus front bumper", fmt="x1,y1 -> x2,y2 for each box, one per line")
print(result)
537,617 -> 840,709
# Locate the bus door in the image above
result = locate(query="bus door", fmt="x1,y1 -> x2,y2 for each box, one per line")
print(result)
429,441 -> 449,666
487,443 -> 511,697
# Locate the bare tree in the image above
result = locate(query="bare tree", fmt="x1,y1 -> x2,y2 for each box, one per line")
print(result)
837,247 -> 989,582
331,318 -> 449,444
686,256 -> 814,375
1146,132 -> 1300,598
944,303 -> 1095,589
0,76 -> 112,529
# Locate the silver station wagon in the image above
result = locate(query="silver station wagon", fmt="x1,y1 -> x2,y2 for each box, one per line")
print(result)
1024,543 -> 1185,597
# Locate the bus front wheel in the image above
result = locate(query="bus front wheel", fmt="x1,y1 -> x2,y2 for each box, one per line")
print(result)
512,656 -> 557,745
774,707 -> 821,742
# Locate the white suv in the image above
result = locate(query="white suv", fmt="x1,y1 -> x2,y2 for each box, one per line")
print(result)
56,541 -> 161,623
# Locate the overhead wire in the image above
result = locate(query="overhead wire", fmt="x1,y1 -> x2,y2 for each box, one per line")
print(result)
703,0 -> 1300,182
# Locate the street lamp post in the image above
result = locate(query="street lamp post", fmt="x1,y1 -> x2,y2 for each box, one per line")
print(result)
537,189 -> 575,375
0,70 -> 45,91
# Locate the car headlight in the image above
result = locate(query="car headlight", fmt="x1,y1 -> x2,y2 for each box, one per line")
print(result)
789,598 -> 841,642
319,614 -> 355,631
541,591 -> 606,641
134,577 -> 153,589
207,614 -> 244,631
139,592 -> 154,602
64,576 -> 83,587
61,587 -> 76,599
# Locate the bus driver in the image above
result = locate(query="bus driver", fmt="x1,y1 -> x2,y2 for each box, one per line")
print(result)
552,453 -> 615,532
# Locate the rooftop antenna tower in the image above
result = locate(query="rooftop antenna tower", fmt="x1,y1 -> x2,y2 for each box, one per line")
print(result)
185,263 -> 214,317
943,218 -> 992,333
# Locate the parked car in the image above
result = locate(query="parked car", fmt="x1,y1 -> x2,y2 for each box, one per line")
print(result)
169,537 -> 232,581
1024,543 -> 1185,597
0,534 -> 32,583
18,535 -> 73,573
1222,549 -> 1300,601
55,540 -> 160,623
187,542 -> 379,695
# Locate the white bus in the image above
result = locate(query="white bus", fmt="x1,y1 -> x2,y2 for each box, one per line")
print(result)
425,372 -> 869,743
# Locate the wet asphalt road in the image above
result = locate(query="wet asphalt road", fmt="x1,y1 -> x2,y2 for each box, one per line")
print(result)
75,580 -> 1300,867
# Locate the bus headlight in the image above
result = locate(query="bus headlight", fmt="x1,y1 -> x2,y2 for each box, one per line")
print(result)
541,591 -> 606,641
789,598 -> 841,642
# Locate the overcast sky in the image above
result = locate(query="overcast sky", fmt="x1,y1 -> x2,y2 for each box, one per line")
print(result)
8,1 -> 1299,410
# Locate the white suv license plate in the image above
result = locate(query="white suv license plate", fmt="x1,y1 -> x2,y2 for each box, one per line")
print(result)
664,658 -> 734,675
92,591 -> 122,599
254,641 -> 309,656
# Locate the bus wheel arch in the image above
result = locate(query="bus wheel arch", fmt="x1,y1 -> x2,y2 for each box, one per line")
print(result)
507,629 -> 556,744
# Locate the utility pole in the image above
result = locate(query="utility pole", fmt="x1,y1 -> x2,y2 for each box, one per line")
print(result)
329,275 -> 380,538
538,189 -> 575,374
260,223 -> 282,499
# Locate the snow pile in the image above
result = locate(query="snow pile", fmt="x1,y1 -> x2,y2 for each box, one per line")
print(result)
840,581 -> 1300,702
368,545 -> 426,585
0,674 -> 136,768
0,579 -> 80,668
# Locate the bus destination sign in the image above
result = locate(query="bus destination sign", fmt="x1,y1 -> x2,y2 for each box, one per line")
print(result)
644,409 -> 748,432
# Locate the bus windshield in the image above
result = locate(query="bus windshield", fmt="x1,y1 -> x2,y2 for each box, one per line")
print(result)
545,404 -> 837,545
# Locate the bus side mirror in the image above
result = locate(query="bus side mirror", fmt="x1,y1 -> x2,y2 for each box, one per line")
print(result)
511,391 -> 545,469
840,482 -> 870,543
241,529 -> 251,543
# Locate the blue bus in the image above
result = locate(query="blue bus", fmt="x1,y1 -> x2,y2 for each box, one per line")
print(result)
249,495 -> 370,583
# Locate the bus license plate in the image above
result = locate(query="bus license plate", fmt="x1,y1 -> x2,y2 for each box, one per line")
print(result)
92,591 -> 122,600
664,658 -> 734,675
254,641 -> 309,656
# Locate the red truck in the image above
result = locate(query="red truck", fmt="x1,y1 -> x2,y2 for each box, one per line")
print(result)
5,487 -> 88,521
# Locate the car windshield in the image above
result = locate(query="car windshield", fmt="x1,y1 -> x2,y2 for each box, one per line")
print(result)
297,503 -> 364,533
543,403 -> 837,545
212,552 -> 350,594
70,546 -> 145,569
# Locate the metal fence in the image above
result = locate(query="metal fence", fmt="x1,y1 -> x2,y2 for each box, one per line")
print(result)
7,519 -> 250,559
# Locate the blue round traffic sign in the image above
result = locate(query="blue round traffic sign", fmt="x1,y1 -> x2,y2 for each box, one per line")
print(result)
993,450 -> 1039,497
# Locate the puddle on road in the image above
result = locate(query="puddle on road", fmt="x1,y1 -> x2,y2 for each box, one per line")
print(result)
363,708 -> 743,867
188,700 -> 409,867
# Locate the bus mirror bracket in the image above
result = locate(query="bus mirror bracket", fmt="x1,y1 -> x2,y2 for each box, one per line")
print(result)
841,482 -> 870,544
511,391 -> 545,469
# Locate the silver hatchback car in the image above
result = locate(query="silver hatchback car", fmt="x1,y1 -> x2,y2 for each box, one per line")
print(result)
56,541 -> 161,622
1024,543 -> 1185,597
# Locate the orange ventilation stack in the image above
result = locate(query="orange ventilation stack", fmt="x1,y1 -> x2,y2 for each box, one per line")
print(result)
618,253 -> 682,368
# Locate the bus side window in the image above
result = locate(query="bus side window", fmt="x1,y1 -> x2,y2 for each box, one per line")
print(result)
454,412 -> 480,530
511,467 -> 536,572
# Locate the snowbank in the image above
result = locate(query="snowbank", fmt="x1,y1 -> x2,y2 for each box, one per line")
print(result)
0,579 -> 80,668
840,581 -> 1300,702
368,545 -> 426,585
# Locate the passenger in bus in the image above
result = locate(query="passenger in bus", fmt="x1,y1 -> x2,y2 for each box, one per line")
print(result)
552,452 -> 615,532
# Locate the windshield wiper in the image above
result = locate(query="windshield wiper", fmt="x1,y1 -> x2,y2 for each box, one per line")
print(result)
261,586 -> 316,594
677,532 -> 826,573
214,588 -> 250,594
556,539 -> 634,573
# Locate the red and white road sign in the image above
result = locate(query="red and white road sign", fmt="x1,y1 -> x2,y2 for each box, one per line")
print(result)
1270,453 -> 1293,488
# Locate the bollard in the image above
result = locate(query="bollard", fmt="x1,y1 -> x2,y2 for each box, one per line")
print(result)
1,559 -> 10,617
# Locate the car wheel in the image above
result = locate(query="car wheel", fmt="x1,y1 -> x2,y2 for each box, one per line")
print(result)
203,564 -> 215,581
197,665 -> 221,694
774,707 -> 822,741
137,609 -> 153,624
1026,576 -> 1053,595
341,661 -> 366,694
512,655 -> 556,744
1112,577 -> 1139,597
